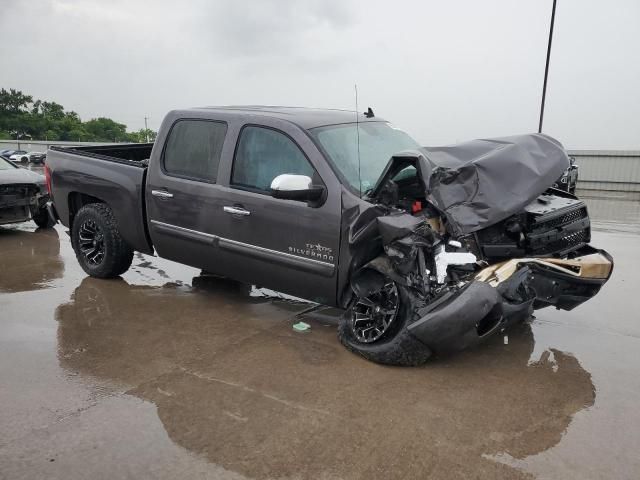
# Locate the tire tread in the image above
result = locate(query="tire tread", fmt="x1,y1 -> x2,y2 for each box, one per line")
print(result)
338,285 -> 432,366
72,203 -> 133,278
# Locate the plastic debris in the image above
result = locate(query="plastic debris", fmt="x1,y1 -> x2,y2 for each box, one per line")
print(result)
293,321 -> 311,332
503,335 -> 509,345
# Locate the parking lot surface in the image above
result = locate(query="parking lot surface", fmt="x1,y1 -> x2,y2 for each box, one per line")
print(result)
1,197 -> 639,479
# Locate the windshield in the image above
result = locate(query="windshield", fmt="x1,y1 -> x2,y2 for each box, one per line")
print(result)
310,122 -> 420,194
0,157 -> 17,170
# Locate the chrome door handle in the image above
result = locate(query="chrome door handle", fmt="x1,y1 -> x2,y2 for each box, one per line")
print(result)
152,189 -> 173,199
223,206 -> 251,216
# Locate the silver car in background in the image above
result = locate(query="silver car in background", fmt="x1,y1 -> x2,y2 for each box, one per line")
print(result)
0,156 -> 54,228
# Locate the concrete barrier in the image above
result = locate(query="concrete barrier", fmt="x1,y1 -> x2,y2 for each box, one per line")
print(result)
567,150 -> 640,198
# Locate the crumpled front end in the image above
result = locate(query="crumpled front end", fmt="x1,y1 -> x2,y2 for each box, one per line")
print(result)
0,183 -> 44,226
406,247 -> 613,354
340,133 -> 614,365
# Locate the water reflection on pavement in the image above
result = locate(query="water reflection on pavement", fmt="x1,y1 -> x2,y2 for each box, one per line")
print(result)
0,196 -> 639,479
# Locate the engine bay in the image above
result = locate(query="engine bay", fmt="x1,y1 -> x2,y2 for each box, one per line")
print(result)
364,162 -> 594,301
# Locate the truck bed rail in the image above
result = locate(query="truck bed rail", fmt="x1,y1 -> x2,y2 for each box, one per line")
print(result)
49,143 -> 153,166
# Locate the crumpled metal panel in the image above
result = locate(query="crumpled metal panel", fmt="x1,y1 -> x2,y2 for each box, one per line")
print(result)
369,134 -> 570,236
421,133 -> 570,235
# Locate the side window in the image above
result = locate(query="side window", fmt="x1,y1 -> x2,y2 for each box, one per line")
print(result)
231,126 -> 314,192
163,120 -> 227,182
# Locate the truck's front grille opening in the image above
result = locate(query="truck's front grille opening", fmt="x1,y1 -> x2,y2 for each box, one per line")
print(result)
532,206 -> 588,230
530,229 -> 590,256
0,184 -> 34,196
527,204 -> 590,257
476,196 -> 591,261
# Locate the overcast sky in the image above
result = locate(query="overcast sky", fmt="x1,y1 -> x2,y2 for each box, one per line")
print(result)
1,0 -> 638,149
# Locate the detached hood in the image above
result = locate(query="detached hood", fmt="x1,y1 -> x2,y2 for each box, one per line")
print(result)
370,133 -> 570,235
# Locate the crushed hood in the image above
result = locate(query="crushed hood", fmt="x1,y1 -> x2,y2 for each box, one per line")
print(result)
0,167 -> 45,186
369,133 -> 570,235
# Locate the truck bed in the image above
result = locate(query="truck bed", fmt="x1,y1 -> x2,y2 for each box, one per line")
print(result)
59,143 -> 154,165
47,144 -> 154,254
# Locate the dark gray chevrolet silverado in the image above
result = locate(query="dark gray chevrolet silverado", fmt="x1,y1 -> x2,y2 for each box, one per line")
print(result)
46,106 -> 613,365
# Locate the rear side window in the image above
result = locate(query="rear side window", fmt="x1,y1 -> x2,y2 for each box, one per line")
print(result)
231,126 -> 314,192
163,120 -> 227,182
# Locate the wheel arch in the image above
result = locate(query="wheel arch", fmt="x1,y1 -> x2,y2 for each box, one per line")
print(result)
340,254 -> 410,309
68,192 -> 105,228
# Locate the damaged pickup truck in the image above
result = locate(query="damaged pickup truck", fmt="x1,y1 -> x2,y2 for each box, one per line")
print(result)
45,107 -> 613,365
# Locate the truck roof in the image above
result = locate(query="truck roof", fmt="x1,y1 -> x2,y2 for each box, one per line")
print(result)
189,106 -> 386,130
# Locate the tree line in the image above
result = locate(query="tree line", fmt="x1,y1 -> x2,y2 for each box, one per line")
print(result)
0,88 -> 157,143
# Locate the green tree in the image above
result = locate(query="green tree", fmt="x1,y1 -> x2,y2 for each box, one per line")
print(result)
0,87 -> 158,143
0,88 -> 32,114
33,100 -> 66,120
132,128 -> 157,143
84,117 -> 129,142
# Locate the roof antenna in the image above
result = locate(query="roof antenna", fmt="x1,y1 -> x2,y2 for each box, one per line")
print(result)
355,84 -> 362,196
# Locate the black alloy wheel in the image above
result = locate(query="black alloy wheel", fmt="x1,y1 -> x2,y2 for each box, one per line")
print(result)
78,219 -> 106,266
350,282 -> 400,343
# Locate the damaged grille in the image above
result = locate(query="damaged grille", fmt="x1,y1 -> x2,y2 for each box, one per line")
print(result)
532,206 -> 587,230
476,195 -> 591,261
0,184 -> 39,208
1,185 -> 26,195
526,204 -> 590,257
529,229 -> 589,256
0,184 -> 38,196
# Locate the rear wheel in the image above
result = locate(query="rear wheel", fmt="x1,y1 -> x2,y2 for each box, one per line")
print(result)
71,203 -> 133,278
338,278 -> 432,366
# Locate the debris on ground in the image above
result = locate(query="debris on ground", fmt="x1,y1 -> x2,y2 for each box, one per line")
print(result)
292,321 -> 311,332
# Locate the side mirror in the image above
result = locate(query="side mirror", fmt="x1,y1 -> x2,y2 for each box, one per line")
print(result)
270,174 -> 325,203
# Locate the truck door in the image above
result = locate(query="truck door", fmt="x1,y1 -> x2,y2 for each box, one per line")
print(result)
214,124 -> 341,305
145,118 -> 236,274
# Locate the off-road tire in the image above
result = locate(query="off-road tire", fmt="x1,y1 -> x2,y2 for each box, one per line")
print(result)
338,284 -> 432,366
31,207 -> 56,229
71,203 -> 133,278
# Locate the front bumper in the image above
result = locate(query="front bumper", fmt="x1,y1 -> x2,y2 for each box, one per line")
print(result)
407,246 -> 613,353
0,191 -> 38,225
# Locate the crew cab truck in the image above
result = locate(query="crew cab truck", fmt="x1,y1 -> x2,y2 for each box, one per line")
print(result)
46,107 -> 613,365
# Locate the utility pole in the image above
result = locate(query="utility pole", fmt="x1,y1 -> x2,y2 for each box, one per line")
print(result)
144,116 -> 149,143
539,0 -> 557,133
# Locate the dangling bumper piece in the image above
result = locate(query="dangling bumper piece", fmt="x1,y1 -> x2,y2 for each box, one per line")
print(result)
406,247 -> 613,354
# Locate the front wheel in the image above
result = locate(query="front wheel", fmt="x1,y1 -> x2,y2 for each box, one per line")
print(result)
31,206 -> 56,229
338,279 -> 432,366
71,203 -> 133,278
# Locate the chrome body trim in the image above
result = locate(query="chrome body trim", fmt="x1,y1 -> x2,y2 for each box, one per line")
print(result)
149,219 -> 335,276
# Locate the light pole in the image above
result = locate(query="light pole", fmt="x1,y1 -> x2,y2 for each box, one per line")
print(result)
539,0 -> 557,133
11,130 -> 21,150
144,116 -> 149,143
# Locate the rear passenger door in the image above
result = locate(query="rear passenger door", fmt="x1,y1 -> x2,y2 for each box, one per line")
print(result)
216,124 -> 341,305
146,118 -> 234,273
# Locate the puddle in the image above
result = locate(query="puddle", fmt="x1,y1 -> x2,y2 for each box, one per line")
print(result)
1,195 -> 640,478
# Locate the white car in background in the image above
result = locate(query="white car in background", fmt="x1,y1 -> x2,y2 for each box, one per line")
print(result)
5,150 -> 27,161
10,151 -> 46,164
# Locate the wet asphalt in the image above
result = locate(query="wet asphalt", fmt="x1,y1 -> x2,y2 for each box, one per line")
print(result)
1,192 -> 639,480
